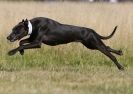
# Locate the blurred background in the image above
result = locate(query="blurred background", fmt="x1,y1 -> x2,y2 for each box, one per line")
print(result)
2,0 -> 133,2
0,0 -> 133,94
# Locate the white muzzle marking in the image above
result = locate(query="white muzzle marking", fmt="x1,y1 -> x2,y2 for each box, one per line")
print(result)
28,21 -> 32,35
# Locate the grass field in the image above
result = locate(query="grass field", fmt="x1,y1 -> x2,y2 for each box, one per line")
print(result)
0,1 -> 133,94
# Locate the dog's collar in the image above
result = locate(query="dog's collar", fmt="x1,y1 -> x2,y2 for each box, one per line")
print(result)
28,20 -> 32,35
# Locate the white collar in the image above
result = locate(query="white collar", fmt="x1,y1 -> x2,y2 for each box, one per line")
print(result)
28,20 -> 32,35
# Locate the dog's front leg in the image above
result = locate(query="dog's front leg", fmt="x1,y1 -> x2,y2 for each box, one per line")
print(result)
8,42 -> 41,56
19,39 -> 30,55
8,27 -> 46,56
8,47 -> 20,56
8,39 -> 30,56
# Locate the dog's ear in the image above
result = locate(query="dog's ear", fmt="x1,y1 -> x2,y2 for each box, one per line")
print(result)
25,19 -> 28,21
23,19 -> 28,29
22,19 -> 24,22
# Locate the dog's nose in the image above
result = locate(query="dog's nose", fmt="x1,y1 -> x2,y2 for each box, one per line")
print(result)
7,36 -> 10,40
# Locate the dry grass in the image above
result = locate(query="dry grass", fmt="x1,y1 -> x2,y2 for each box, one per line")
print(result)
0,67 -> 133,94
0,1 -> 133,94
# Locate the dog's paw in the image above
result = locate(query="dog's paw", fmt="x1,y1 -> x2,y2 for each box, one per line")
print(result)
118,65 -> 124,71
8,49 -> 17,56
118,50 -> 123,56
19,50 -> 24,55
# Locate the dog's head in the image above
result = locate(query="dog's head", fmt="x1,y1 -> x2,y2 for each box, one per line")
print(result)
7,19 -> 32,42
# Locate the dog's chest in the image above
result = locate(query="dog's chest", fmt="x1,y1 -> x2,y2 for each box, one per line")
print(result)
42,34 -> 74,46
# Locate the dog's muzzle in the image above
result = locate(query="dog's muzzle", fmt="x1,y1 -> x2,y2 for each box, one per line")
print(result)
7,34 -> 16,42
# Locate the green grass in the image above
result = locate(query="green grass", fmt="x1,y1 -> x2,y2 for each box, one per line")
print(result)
0,43 -> 130,71
0,41 -> 132,71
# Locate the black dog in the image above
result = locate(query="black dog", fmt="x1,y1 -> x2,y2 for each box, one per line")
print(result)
7,17 -> 124,70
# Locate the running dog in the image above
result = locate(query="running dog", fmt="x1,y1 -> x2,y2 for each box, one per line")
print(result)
7,17 -> 124,70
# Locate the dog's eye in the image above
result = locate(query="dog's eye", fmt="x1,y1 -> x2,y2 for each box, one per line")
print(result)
14,31 -> 19,34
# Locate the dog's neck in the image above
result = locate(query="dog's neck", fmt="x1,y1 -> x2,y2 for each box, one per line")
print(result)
28,20 -> 32,35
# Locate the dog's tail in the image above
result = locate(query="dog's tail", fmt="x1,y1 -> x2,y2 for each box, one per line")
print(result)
99,26 -> 117,40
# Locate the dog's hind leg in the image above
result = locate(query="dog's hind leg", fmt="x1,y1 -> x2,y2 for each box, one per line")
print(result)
82,33 -> 124,70
106,46 -> 123,56
96,45 -> 124,70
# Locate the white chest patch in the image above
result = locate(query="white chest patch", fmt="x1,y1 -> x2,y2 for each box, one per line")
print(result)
28,21 -> 32,35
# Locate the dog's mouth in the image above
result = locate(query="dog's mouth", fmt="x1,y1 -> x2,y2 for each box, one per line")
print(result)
17,36 -> 23,41
10,39 -> 15,42
9,38 -> 17,42
7,36 -> 21,42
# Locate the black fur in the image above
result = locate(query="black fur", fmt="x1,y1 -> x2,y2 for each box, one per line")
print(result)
7,17 -> 124,70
